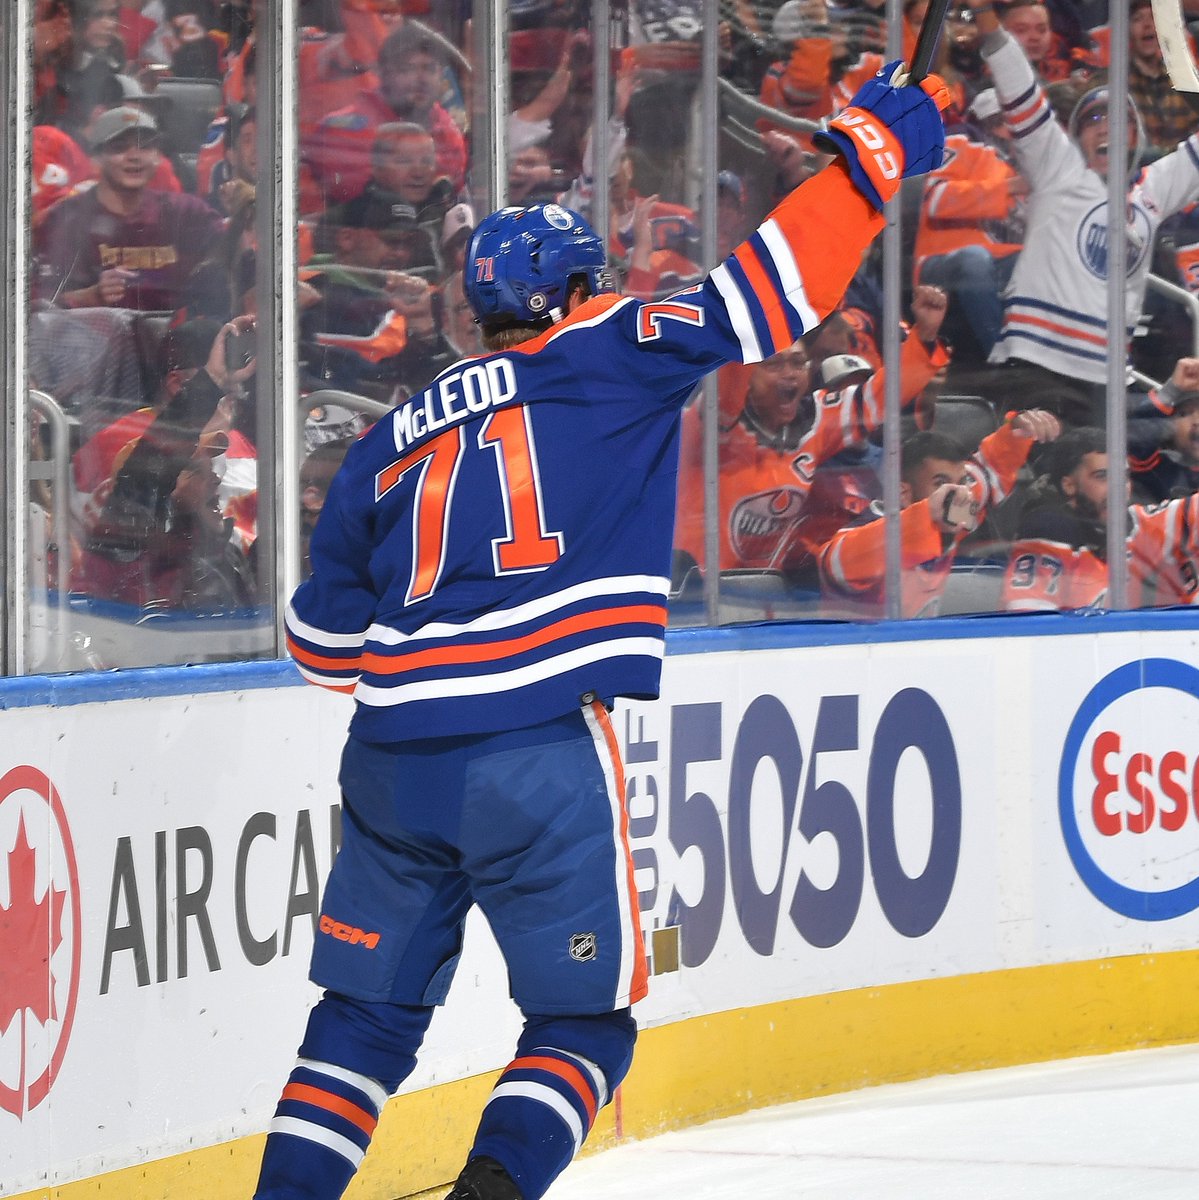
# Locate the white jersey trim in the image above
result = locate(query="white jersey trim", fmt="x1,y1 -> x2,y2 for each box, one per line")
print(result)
294,662 -> 359,689
285,602 -> 369,649
759,218 -> 818,332
541,294 -> 637,344
365,574 -> 670,646
354,636 -> 665,706
711,262 -> 764,363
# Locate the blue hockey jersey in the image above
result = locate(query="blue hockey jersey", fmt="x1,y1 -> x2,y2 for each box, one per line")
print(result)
287,164 -> 885,741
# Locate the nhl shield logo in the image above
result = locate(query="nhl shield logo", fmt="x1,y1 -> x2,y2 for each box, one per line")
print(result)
569,932 -> 597,962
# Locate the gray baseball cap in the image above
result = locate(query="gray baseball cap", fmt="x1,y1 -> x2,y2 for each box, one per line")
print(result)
91,105 -> 159,151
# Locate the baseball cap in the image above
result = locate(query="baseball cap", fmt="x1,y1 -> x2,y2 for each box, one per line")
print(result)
1075,88 -> 1110,127
442,202 -> 475,247
1159,384 -> 1199,415
821,353 -> 874,389
91,105 -> 159,151
772,0 -> 805,42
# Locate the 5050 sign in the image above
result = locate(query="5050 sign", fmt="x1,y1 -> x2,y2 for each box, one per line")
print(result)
627,689 -> 963,968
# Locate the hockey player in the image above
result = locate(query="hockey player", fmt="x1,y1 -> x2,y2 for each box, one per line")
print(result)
253,61 -> 950,1200
967,0 -> 1199,427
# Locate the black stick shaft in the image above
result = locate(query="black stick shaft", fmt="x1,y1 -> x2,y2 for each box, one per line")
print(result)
908,0 -> 954,82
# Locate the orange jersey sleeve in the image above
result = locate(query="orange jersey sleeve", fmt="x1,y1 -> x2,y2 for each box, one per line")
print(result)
969,422 -> 1035,512
817,500 -> 944,605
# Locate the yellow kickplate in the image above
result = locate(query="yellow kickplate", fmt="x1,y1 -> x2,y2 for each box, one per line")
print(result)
9,951 -> 1199,1200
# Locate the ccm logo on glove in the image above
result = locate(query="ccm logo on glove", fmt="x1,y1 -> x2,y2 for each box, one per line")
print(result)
837,112 -> 900,182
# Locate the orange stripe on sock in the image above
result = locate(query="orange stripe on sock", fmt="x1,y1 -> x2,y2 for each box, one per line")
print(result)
281,1082 -> 378,1137
507,1055 -> 599,1126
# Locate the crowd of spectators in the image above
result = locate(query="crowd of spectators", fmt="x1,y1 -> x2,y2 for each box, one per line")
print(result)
667,0 -> 1199,619
23,0 -> 1199,648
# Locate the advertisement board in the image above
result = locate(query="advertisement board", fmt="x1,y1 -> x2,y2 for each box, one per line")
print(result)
3,626 -> 1199,1195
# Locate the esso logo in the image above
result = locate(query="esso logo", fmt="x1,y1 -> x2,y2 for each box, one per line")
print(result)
1059,659 -> 1199,920
0,767 -> 82,1120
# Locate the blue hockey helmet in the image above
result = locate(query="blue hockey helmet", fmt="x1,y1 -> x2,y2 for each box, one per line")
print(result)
463,203 -> 614,327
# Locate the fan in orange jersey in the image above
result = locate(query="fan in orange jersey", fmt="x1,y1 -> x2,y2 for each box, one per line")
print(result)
819,408 -> 1061,618
1003,425 -> 1199,612
673,284 -> 949,578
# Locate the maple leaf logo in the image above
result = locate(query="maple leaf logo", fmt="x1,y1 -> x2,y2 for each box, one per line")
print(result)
0,812 -> 67,1117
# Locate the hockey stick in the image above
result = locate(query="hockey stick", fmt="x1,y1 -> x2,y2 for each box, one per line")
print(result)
1151,0 -> 1199,93
907,0 -> 955,83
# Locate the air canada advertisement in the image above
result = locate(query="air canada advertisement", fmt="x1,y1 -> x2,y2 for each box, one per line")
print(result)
3,630 -> 1199,1192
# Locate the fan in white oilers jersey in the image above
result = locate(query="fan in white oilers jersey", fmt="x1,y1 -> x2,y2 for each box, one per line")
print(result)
967,0 -> 1199,427
254,64 -> 950,1200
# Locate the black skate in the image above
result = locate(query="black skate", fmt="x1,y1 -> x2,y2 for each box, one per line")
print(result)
445,1156 -> 523,1200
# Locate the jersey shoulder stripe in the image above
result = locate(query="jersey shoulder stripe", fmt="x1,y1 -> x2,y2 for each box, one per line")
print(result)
709,262 -> 764,361
759,219 -> 819,331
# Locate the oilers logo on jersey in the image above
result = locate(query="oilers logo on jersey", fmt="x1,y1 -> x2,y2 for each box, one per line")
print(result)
730,487 -> 807,566
1076,201 -> 1152,281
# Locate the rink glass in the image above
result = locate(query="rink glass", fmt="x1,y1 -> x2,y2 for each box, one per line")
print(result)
3,0 -> 1181,676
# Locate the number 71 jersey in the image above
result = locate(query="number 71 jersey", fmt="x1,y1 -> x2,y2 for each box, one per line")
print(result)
286,166 -> 885,741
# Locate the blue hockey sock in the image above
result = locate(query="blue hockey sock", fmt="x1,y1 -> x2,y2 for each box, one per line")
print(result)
253,993 -> 434,1199
253,1058 -> 389,1200
469,1010 -> 636,1200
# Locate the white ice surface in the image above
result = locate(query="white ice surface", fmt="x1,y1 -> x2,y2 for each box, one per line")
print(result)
550,1044 -> 1199,1199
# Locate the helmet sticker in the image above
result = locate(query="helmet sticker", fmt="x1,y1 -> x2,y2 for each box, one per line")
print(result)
527,292 -> 548,312
542,204 -> 575,231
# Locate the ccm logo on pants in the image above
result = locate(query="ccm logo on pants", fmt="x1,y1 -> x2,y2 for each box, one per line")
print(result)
320,914 -> 381,949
